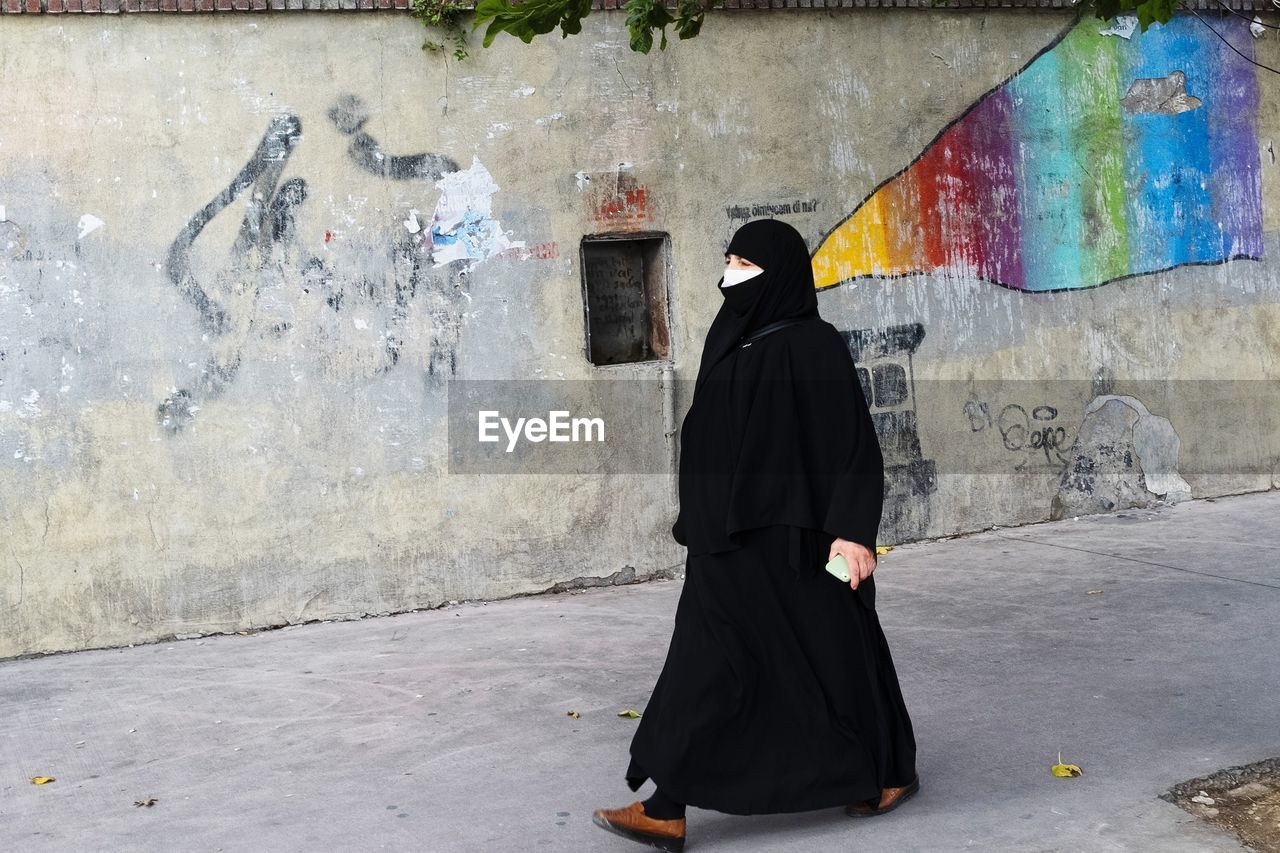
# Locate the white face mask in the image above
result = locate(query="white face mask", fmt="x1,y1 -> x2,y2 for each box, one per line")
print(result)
722,266 -> 764,287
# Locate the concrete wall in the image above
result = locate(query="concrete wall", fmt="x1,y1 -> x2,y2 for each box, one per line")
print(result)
3,9 -> 1279,658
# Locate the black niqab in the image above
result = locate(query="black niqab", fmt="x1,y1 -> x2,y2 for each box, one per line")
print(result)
673,218 -> 885,579
694,218 -> 821,396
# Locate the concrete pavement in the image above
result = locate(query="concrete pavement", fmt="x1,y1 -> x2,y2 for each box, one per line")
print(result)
3,489 -> 1280,852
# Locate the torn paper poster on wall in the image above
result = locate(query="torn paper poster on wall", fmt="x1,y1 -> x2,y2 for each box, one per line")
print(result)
1099,14 -> 1137,40
427,157 -> 524,269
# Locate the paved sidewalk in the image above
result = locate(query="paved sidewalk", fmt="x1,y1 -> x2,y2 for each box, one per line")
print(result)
3,491 -> 1280,852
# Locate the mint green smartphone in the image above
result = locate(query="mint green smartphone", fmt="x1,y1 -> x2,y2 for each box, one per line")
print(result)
824,553 -> 851,583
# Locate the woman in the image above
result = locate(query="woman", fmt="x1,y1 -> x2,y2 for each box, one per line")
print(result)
592,218 -> 919,852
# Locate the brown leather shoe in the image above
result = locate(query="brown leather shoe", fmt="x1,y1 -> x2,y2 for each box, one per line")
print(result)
844,775 -> 920,818
592,800 -> 686,852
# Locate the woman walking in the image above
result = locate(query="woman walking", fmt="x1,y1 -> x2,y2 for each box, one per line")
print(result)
592,218 -> 919,851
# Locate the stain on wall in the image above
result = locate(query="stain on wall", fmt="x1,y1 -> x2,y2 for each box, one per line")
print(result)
811,14 -> 1263,292
586,168 -> 652,230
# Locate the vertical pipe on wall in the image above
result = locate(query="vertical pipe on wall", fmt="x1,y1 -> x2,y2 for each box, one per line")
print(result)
662,363 -> 677,510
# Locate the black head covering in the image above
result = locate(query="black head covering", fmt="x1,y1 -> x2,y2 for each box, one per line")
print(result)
695,218 -> 820,395
673,218 -> 885,584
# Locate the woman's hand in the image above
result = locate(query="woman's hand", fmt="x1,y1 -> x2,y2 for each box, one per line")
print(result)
829,537 -> 876,590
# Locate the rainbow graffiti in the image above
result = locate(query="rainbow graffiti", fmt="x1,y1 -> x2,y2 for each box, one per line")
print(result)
812,14 -> 1263,293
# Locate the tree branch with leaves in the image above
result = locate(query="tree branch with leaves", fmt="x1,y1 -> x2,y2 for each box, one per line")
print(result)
471,0 -> 712,53
414,0 -> 1206,62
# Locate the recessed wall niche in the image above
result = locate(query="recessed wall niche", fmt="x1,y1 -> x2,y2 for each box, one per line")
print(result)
579,233 -> 672,366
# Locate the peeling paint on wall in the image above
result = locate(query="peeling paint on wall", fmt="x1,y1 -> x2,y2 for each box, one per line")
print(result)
1052,395 -> 1191,519
1121,71 -> 1202,115
76,214 -> 104,240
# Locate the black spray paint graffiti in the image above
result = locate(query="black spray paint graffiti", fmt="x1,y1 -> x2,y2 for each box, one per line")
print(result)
165,114 -> 302,342
965,400 -> 1074,471
159,98 -> 463,432
325,96 -> 468,382
328,94 -> 457,181
837,322 -> 936,541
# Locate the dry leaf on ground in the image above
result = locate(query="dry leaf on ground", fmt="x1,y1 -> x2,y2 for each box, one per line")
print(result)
1051,750 -> 1083,777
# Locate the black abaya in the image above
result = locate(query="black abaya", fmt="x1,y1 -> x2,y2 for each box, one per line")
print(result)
624,526 -> 917,815
622,217 -> 918,815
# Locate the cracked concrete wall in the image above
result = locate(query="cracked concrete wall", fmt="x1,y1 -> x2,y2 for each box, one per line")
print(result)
3,10 -> 1280,658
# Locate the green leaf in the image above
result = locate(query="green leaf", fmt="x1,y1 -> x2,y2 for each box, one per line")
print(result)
621,0 -> 676,53
1136,2 -> 1158,31
472,0 -> 507,26
468,0 -> 595,47
1092,0 -> 1125,20
675,0 -> 704,40
481,21 -> 505,48
531,10 -> 562,35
